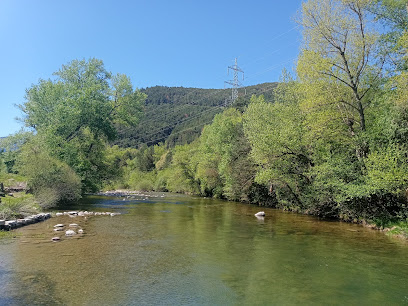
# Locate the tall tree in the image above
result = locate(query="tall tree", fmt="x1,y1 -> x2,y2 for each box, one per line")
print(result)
297,0 -> 383,157
19,58 -> 146,191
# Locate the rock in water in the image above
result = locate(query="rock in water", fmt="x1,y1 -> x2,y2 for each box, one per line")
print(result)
65,230 -> 76,236
254,211 -> 265,217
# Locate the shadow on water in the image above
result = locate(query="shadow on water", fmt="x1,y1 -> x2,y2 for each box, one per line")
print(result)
0,193 -> 407,305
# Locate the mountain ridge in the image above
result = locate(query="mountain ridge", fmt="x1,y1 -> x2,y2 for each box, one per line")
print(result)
115,82 -> 277,148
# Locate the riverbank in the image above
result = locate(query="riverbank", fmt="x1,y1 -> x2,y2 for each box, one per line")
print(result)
0,213 -> 51,231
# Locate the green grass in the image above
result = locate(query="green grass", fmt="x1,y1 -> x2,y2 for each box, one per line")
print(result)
386,221 -> 408,239
0,193 -> 38,220
0,173 -> 28,187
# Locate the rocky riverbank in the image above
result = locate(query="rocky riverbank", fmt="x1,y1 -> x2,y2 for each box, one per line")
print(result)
0,213 -> 51,231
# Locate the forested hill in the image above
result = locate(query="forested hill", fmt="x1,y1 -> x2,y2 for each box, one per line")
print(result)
114,82 -> 277,148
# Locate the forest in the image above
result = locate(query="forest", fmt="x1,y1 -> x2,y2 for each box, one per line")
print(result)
1,0 -> 407,236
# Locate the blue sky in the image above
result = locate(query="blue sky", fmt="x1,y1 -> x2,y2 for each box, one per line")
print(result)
0,0 -> 303,137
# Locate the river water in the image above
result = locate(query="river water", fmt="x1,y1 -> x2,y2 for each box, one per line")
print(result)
0,193 -> 407,305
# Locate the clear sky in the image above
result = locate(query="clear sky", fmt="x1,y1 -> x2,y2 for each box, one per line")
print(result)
0,0 -> 303,137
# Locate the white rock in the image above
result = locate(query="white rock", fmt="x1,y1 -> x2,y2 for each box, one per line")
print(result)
56,212 -> 64,216
54,228 -> 64,232
54,224 -> 65,228
51,237 -> 61,242
65,230 -> 76,236
254,211 -> 265,217
69,223 -> 78,227
78,229 -> 84,234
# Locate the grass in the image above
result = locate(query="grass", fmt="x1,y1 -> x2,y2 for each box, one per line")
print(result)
0,173 -> 28,188
386,221 -> 408,239
0,193 -> 38,220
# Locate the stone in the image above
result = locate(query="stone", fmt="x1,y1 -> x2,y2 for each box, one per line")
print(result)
254,211 -> 265,217
54,224 -> 65,228
6,220 -> 17,228
65,229 -> 76,236
51,237 -> 61,242
69,223 -> 78,227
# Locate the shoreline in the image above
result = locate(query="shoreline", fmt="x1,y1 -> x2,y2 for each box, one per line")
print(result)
0,213 -> 51,231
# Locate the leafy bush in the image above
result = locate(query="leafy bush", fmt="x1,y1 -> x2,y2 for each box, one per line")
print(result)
17,138 -> 81,208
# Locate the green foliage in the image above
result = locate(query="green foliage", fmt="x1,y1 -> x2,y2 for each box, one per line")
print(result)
114,83 -> 277,148
0,193 -> 37,220
0,131 -> 33,174
165,143 -> 200,194
196,108 -> 255,200
18,58 -> 146,193
126,169 -> 157,191
364,144 -> 408,195
17,137 -> 81,208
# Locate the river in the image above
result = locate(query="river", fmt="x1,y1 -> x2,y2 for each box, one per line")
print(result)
0,193 -> 407,305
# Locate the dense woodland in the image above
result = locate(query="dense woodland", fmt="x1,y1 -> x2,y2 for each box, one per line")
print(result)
115,83 -> 276,148
1,0 -> 408,234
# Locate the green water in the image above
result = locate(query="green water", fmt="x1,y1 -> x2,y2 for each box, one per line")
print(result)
0,193 -> 407,305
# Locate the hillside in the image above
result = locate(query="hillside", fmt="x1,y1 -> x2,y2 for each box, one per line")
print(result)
115,82 -> 277,148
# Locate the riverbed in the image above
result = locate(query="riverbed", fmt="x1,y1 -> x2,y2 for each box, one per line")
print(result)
0,193 -> 407,305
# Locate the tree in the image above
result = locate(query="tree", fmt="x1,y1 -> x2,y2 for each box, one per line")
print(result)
0,131 -> 32,174
369,0 -> 408,70
18,58 -> 146,191
297,0 -> 383,158
195,108 -> 254,200
244,91 -> 311,210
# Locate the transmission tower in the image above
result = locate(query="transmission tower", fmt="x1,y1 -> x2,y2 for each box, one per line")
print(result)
224,58 -> 244,105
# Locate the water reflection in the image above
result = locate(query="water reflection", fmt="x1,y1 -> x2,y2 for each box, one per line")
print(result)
0,194 -> 407,305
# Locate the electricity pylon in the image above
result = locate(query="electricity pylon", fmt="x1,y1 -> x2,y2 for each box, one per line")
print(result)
224,58 -> 244,106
